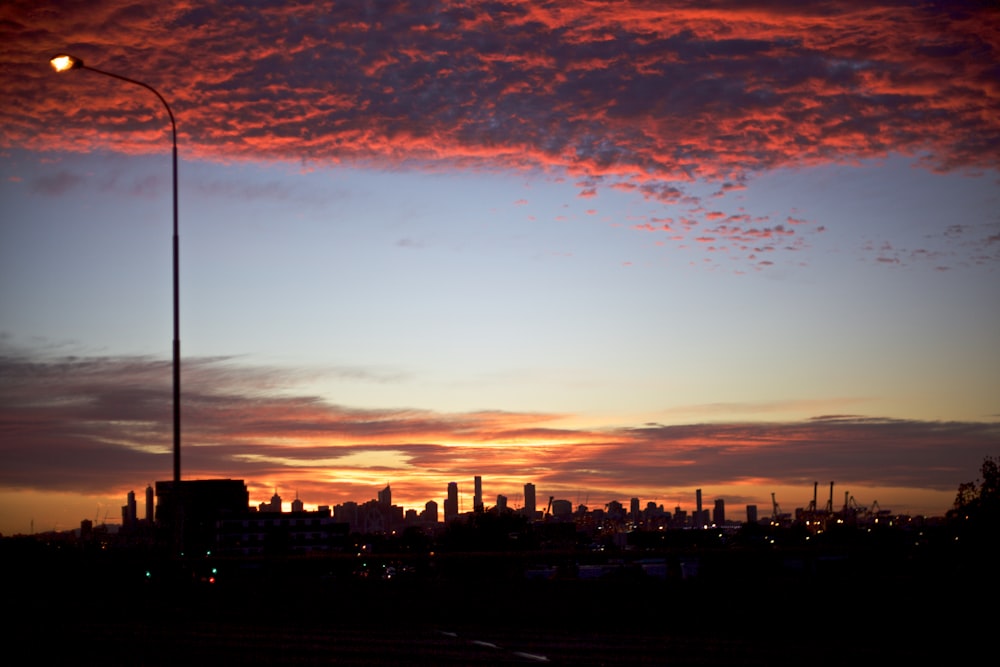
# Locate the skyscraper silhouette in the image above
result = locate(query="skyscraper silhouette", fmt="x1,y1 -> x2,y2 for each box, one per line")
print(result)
713,498 -> 725,525
424,500 -> 438,523
444,482 -> 459,522
524,483 -> 536,518
474,476 -> 483,513
126,490 -> 137,527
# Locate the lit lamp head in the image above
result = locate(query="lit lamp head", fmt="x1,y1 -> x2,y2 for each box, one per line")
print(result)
50,55 -> 84,72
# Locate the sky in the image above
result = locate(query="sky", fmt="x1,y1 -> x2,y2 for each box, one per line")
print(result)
1,0 -> 999,535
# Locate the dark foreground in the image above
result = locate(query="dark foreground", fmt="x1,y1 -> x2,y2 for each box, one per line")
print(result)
5,540 -> 994,665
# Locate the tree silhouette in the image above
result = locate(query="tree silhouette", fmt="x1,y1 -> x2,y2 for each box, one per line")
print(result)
955,456 -> 1000,511
952,455 -> 999,524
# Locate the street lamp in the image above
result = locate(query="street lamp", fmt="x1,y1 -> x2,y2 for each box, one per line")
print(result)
50,54 -> 182,486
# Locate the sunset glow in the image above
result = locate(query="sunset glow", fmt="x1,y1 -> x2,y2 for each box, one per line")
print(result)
1,1 -> 998,535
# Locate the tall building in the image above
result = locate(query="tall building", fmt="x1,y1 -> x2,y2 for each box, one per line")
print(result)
695,489 -> 708,527
378,484 -> 391,507
713,498 -> 725,525
126,490 -> 137,526
155,479 -> 249,554
746,504 -> 758,524
291,491 -> 304,513
524,483 -> 536,518
674,505 -> 687,526
334,501 -> 359,530
423,500 -> 438,524
551,499 -> 573,517
474,476 -> 483,513
630,497 -> 640,521
496,494 -> 507,512
260,489 -> 282,513
444,482 -> 459,522
145,485 -> 154,523
607,500 -> 625,520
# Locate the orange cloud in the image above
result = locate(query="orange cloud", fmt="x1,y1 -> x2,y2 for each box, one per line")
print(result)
2,349 -> 998,517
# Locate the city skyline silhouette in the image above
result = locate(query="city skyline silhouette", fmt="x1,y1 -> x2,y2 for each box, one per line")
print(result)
5,456 -> 996,665
2,1 -> 998,542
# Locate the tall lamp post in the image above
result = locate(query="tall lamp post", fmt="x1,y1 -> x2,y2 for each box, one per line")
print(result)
50,55 -> 182,486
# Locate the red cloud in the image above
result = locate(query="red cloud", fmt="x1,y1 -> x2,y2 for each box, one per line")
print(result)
1,0 -> 997,267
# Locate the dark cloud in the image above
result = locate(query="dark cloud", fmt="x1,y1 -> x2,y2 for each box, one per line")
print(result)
1,349 -> 996,512
615,419 -> 1000,491
1,0 -> 997,266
